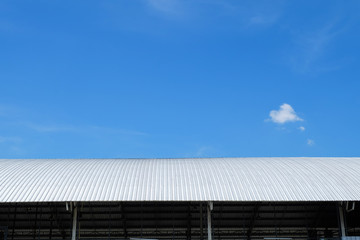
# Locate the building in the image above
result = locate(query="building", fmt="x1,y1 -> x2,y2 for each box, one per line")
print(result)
0,158 -> 360,240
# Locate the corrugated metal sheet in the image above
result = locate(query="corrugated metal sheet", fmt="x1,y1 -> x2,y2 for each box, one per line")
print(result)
0,158 -> 360,202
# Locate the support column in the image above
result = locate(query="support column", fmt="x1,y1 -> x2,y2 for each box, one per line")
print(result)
0,226 -> 8,240
11,204 -> 16,240
186,203 -> 191,240
120,203 -> 128,239
72,203 -> 78,240
207,202 -> 213,240
4,227 -> 8,240
338,202 -> 346,238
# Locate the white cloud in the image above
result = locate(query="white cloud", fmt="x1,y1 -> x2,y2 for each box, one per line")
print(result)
269,103 -> 303,124
299,126 -> 305,131
307,139 -> 315,146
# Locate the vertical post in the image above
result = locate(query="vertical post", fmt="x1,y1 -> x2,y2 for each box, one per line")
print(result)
4,227 -> 8,240
186,203 -> 191,240
0,226 -> 8,240
120,203 -> 128,238
207,202 -> 213,240
49,216 -> 52,240
72,203 -> 77,240
33,204 -> 38,240
338,202 -> 346,238
11,204 -> 17,240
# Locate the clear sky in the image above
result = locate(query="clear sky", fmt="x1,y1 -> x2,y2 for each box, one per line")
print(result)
1,0 -> 360,158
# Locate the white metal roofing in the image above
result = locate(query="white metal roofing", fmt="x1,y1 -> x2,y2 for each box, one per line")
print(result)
0,158 -> 360,202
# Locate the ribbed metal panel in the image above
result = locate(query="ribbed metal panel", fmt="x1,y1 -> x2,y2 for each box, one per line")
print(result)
0,158 -> 360,202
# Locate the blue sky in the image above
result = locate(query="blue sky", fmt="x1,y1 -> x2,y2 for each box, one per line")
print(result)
1,0 -> 360,158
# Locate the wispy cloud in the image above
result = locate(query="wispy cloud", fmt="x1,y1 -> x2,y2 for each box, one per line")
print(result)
183,145 -> 215,158
146,0 -> 184,17
22,122 -> 147,136
248,14 -> 279,26
299,126 -> 305,131
0,20 -> 20,33
23,122 -> 76,133
0,104 -> 20,117
0,136 -> 22,143
289,22 -> 346,73
0,104 -> 147,136
268,103 -> 303,124
208,0 -> 283,26
0,103 -> 148,156
307,139 -> 315,146
84,125 -> 147,136
144,0 -> 283,27
195,146 -> 212,157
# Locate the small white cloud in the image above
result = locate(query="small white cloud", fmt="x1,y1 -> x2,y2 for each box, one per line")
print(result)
269,103 -> 303,124
299,126 -> 305,131
307,139 -> 315,146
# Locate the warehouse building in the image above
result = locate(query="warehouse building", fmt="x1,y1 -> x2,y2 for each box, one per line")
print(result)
0,158 -> 360,240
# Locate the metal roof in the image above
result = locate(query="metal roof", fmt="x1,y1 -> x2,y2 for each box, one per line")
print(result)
0,158 -> 360,202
